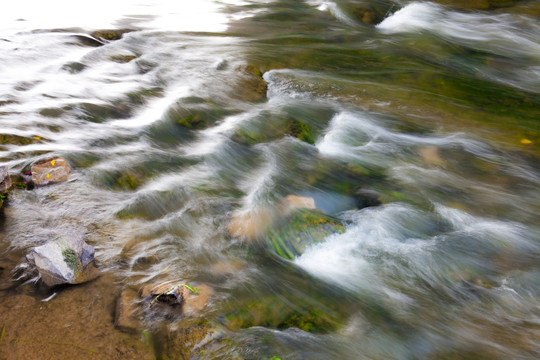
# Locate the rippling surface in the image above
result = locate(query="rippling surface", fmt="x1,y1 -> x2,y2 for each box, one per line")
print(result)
1,0 -> 539,359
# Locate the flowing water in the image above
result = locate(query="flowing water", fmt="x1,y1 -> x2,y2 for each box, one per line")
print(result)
1,0 -> 539,359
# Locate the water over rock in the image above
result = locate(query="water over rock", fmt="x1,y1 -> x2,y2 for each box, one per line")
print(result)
115,289 -> 141,333
141,282 -> 213,316
267,209 -> 346,260
31,157 -> 71,186
26,233 -> 99,287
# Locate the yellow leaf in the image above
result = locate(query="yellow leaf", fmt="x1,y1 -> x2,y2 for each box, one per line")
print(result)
33,136 -> 41,140
46,173 -> 50,179
51,160 -> 55,166
520,138 -> 532,145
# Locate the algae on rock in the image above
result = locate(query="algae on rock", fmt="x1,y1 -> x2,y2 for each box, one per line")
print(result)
267,210 -> 346,260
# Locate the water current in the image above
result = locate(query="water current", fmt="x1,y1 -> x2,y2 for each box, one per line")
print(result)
1,0 -> 539,359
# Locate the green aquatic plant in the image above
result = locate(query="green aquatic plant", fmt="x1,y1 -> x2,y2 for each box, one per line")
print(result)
61,249 -> 79,271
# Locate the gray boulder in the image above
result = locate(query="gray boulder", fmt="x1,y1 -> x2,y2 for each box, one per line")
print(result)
26,234 -> 99,287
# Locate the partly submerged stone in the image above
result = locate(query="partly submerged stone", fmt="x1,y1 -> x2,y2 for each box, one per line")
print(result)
267,210 -> 345,260
26,234 -> 99,287
90,29 -> 134,42
141,282 -> 212,316
227,209 -> 274,240
0,166 -> 12,194
31,157 -> 70,186
233,64 -> 268,102
279,195 -> 316,214
115,289 -> 141,333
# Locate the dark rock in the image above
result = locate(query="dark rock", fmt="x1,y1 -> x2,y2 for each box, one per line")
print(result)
31,157 -> 70,186
354,188 -> 382,209
115,289 -> 141,333
26,233 -> 99,287
61,61 -> 87,74
70,34 -> 105,47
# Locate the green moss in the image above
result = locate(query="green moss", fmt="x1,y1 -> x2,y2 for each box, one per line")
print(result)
0,134 -> 40,146
90,29 -> 133,41
223,296 -> 339,333
62,249 -> 79,271
286,119 -> 315,144
126,87 -> 163,105
110,54 -> 137,63
267,210 -> 345,260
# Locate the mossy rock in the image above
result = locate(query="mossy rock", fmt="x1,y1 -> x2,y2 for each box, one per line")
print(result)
266,210 -> 345,260
78,102 -> 132,122
39,107 -> 65,118
126,87 -> 163,105
110,54 -> 138,63
232,65 -> 268,102
99,168 -> 148,191
286,119 -> 316,144
223,296 -> 339,333
166,100 -> 232,130
90,29 -> 134,41
341,0 -> 395,25
0,134 -> 41,146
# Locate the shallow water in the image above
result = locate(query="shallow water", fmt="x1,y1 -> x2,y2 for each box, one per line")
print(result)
1,0 -> 539,359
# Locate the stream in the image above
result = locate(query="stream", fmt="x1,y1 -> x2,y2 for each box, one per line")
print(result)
1,0 -> 539,359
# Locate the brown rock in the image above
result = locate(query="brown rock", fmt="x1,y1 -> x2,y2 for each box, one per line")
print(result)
419,146 -> 445,166
227,209 -> 273,240
141,282 -> 184,305
279,195 -> 316,213
115,289 -> 141,333
31,157 -> 70,185
181,283 -> 213,316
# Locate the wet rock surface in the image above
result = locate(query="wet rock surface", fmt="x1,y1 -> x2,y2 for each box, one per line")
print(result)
115,289 -> 141,333
31,157 -> 71,186
26,233 -> 99,287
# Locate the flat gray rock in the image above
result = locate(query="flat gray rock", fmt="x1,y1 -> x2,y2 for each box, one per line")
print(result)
27,233 -> 99,287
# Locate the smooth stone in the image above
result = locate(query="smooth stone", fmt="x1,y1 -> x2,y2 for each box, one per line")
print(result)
31,157 -> 71,186
279,195 -> 317,214
227,209 -> 273,240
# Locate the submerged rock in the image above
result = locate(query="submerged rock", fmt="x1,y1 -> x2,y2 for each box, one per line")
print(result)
267,209 -> 345,260
115,289 -> 141,333
26,234 -> 99,287
31,157 -> 71,186
227,209 -> 274,240
90,29 -> 134,42
141,282 -> 212,316
233,64 -> 268,102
